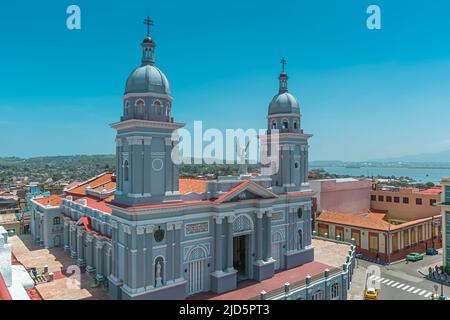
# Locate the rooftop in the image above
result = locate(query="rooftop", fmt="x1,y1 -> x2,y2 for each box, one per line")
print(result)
317,210 -> 440,232
33,194 -> 63,207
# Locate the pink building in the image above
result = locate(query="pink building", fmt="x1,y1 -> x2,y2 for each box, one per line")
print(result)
309,178 -> 373,214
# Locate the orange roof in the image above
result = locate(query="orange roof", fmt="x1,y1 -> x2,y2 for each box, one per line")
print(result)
214,180 -> 252,203
179,178 -> 208,194
83,195 -> 114,214
317,210 -> 440,232
419,188 -> 442,195
34,194 -> 62,207
65,172 -> 115,197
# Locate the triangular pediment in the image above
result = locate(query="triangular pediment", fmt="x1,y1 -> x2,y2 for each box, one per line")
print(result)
214,180 -> 278,204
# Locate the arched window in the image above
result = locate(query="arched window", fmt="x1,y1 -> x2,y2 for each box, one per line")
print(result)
297,229 -> 303,249
312,290 -> 324,300
282,119 -> 289,129
297,207 -> 303,219
124,101 -> 130,116
293,121 -> 298,129
153,100 -> 162,115
123,160 -> 129,181
331,283 -> 339,299
294,162 -> 299,169
272,121 -> 277,129
135,99 -> 145,115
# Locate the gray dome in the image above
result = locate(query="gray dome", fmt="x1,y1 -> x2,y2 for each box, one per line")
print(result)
268,92 -> 300,115
125,65 -> 170,95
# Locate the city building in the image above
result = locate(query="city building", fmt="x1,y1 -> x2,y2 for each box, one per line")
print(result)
438,178 -> 450,273
312,178 -> 442,263
371,185 -> 441,221
29,24 -> 355,300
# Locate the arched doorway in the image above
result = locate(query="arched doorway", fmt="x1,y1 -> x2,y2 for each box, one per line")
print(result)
272,231 -> 284,270
187,246 -> 207,295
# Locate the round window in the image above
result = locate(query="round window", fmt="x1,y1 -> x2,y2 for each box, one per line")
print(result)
152,158 -> 164,171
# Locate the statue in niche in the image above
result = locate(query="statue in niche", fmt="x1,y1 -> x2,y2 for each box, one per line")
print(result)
155,259 -> 163,287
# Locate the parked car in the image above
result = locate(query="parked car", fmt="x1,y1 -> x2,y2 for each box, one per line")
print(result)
406,252 -> 425,261
426,248 -> 438,256
364,288 -> 378,300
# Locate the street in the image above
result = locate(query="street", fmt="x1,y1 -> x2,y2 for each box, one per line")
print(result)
349,251 -> 449,300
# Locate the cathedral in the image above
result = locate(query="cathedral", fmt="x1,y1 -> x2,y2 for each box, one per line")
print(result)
29,22 -> 334,300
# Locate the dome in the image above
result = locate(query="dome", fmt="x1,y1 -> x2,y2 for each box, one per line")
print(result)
268,92 -> 300,115
125,64 -> 170,95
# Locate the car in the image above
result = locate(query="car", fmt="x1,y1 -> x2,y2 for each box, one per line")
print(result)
426,248 -> 438,256
406,252 -> 425,261
364,288 -> 378,300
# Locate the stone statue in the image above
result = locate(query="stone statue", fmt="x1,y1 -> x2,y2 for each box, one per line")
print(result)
155,261 -> 162,287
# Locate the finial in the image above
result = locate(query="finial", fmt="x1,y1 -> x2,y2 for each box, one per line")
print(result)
281,57 -> 287,73
143,16 -> 154,37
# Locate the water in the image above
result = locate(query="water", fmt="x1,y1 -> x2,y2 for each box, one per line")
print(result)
310,165 -> 450,184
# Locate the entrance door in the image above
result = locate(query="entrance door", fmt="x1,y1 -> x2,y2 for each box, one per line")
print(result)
272,242 -> 282,270
233,235 -> 247,281
187,247 -> 207,295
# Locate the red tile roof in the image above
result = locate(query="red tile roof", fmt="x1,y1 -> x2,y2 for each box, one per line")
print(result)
419,188 -> 442,195
65,172 -> 115,197
317,210 -> 440,232
213,180 -> 253,203
33,194 -> 63,207
179,178 -> 208,194
188,261 -> 334,300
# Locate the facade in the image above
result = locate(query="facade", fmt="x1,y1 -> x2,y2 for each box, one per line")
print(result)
438,178 -> 450,272
313,178 -> 442,263
371,186 -> 441,221
29,26 -> 353,300
310,178 -> 372,214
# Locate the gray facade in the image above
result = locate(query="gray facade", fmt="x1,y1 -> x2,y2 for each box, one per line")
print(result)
30,28 -> 349,300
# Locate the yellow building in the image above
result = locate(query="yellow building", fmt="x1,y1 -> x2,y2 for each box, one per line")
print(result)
0,213 -> 21,236
370,187 -> 441,221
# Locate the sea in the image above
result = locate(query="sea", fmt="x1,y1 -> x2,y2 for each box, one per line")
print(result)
309,165 -> 450,184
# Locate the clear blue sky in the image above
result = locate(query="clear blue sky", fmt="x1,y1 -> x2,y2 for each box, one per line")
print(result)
1,0 -> 450,161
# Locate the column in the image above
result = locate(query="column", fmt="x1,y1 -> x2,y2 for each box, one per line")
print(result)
76,227 -> 86,267
63,219 -> 70,252
85,232 -> 95,273
255,212 -> 263,262
111,220 -> 120,281
144,225 -> 154,288
214,216 -> 223,273
226,215 -> 235,272
174,222 -> 183,280
70,223 -> 77,259
95,239 -> 105,282
166,223 -> 174,283
264,212 -> 272,261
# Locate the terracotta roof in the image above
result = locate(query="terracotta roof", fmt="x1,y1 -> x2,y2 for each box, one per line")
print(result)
65,172 -> 115,197
419,188 -> 442,195
33,194 -> 63,207
317,210 -> 440,232
214,180 -> 253,203
83,195 -> 114,214
179,178 -> 208,194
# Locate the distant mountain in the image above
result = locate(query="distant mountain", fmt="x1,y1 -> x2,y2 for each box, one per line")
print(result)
371,149 -> 450,163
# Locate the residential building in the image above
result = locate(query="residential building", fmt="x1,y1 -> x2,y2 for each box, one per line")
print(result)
312,178 -> 442,263
438,178 -> 450,273
371,186 -> 441,221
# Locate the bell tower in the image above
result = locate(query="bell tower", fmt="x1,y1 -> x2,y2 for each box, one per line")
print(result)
111,19 -> 184,206
261,58 -> 312,193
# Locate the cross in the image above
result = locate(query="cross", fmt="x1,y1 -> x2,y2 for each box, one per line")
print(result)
281,57 -> 287,72
143,16 -> 154,36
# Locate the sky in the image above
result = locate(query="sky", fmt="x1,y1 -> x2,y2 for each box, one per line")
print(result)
1,0 -> 450,161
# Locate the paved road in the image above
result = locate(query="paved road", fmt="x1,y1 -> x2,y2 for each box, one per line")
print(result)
355,252 -> 449,300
